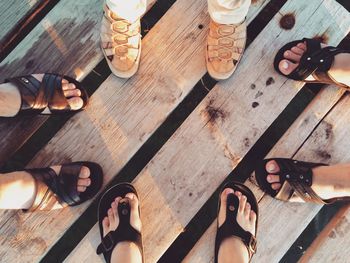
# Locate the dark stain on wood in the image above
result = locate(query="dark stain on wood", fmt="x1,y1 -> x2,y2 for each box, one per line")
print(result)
279,13 -> 295,30
252,102 -> 259,108
255,91 -> 263,99
316,150 -> 331,160
328,230 -> 336,239
325,122 -> 333,140
250,84 -> 256,90
266,77 -> 275,86
198,24 -> 204,29
204,99 -> 227,124
244,138 -> 250,147
189,192 -> 193,197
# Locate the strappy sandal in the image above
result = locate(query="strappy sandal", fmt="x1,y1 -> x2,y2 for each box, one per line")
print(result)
25,161 -> 103,212
255,158 -> 350,204
206,19 -> 246,80
274,38 -> 350,88
214,181 -> 258,263
96,183 -> 144,263
4,73 -> 89,116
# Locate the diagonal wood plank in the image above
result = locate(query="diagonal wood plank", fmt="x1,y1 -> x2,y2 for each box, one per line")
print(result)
0,0 -> 158,167
0,0 -> 270,262
0,0 -> 44,47
66,1 -> 350,262
184,85 -> 346,263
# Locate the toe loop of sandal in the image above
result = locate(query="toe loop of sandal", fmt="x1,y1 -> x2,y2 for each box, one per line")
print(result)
215,182 -> 258,263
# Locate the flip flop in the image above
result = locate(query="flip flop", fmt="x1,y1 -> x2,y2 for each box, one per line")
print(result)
4,73 -> 89,116
274,38 -> 349,88
96,183 -> 144,263
214,181 -> 258,263
255,158 -> 350,204
24,161 -> 103,211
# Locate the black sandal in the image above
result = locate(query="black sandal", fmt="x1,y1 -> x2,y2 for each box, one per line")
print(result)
255,158 -> 350,204
214,181 -> 258,263
274,38 -> 349,88
25,161 -> 103,211
96,183 -> 144,263
4,73 -> 89,116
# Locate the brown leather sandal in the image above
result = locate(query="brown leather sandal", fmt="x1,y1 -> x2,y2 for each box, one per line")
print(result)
5,73 -> 89,116
255,158 -> 350,204
24,161 -> 103,212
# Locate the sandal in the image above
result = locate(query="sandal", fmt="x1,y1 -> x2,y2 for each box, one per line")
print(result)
274,38 -> 350,88
25,161 -> 103,212
255,158 -> 350,204
5,73 -> 89,116
96,183 -> 144,263
214,181 -> 258,263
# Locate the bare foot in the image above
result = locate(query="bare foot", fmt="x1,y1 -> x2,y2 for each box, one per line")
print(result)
0,74 -> 84,117
278,42 -> 350,86
265,161 -> 350,200
102,193 -> 142,263
218,188 -> 256,263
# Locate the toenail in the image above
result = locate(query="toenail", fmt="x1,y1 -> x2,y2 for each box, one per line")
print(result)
285,51 -> 289,56
268,163 -> 276,171
246,203 -> 250,208
243,196 -> 247,200
282,61 -> 289,69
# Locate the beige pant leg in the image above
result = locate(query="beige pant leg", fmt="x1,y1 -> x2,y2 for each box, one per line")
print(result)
208,0 -> 251,24
105,0 -> 147,22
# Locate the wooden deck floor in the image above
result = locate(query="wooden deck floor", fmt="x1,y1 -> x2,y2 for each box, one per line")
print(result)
0,0 -> 349,262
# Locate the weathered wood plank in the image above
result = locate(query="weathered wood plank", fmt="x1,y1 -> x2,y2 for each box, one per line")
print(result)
0,0 -> 159,167
299,204 -> 350,263
0,0 -> 43,47
184,85 -> 346,263
0,0 -> 269,262
65,1 -> 350,262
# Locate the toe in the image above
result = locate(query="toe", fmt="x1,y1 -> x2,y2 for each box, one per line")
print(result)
278,59 -> 299,76
77,178 -> 91,187
284,50 -> 302,63
62,78 -> 69,84
62,82 -> 76,91
102,217 -> 110,237
79,166 -> 90,179
267,174 -> 280,183
291,46 -> 305,56
271,183 -> 281,190
244,202 -> 251,218
125,193 -> 142,232
265,160 -> 280,174
218,188 -> 234,227
64,89 -> 81,98
67,97 -> 84,110
77,186 -> 87,192
297,42 -> 307,51
238,194 -> 247,213
108,207 -> 116,228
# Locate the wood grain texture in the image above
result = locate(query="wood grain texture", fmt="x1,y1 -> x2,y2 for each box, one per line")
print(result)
65,1 -> 350,262
184,85 -> 346,263
299,204 -> 350,263
0,0 -> 43,47
0,0 -> 158,166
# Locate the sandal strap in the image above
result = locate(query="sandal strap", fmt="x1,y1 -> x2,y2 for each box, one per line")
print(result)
271,159 -> 328,204
290,38 -> 348,87
5,73 -> 71,115
25,163 -> 84,211
215,194 -> 256,261
96,201 -> 142,257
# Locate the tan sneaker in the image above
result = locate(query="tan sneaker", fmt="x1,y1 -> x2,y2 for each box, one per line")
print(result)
100,5 -> 141,78
206,19 -> 247,80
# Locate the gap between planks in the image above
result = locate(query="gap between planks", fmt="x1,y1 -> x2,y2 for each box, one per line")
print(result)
65,0 -> 350,262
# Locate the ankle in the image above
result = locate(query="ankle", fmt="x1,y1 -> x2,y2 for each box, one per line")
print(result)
0,83 -> 21,117
328,53 -> 350,86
